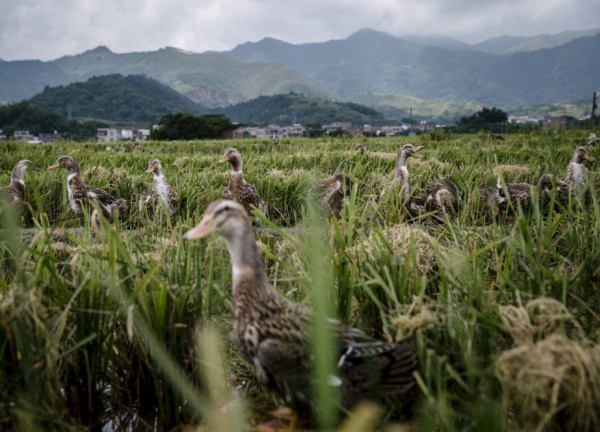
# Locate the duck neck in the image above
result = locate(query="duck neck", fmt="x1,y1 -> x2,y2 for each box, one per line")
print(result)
228,171 -> 244,189
229,156 -> 242,173
565,161 -> 585,189
222,226 -> 273,303
395,151 -> 411,198
10,176 -> 25,189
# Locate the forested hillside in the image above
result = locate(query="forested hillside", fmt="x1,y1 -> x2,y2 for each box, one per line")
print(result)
219,93 -> 384,125
29,74 -> 203,124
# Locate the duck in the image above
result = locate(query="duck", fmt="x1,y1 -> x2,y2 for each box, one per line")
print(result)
141,158 -> 178,220
380,145 -> 460,220
586,133 -> 598,147
0,159 -> 42,206
537,146 -> 596,206
479,173 -> 559,215
560,146 -> 595,196
380,144 -> 424,202
47,156 -> 129,222
219,147 -> 267,220
312,173 -> 353,219
183,200 -> 417,416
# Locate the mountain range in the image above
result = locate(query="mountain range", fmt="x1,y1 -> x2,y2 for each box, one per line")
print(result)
1,28 -> 599,118
26,74 -> 386,126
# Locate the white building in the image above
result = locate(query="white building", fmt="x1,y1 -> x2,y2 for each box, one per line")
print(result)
97,128 -> 119,143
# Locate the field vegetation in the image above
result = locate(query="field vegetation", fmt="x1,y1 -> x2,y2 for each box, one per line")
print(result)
1,131 -> 599,431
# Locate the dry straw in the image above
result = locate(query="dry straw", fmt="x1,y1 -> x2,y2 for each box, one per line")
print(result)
356,224 -> 448,274
496,297 -> 600,431
492,164 -> 531,181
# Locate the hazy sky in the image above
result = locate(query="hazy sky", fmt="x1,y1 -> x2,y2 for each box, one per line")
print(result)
1,0 -> 599,61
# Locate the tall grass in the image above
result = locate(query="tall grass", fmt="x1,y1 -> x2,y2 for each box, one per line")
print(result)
1,131 -> 599,430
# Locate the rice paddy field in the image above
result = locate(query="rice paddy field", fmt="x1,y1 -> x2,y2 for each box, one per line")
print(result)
1,131 -> 600,431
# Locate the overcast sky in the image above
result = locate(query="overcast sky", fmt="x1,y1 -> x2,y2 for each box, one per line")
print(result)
1,0 -> 599,61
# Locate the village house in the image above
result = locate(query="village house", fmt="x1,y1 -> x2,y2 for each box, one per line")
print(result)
97,128 -> 119,143
322,122 -> 354,134
13,130 -> 35,141
39,132 -> 62,143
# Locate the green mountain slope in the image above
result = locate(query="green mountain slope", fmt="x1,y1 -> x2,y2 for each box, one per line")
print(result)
29,74 -> 203,124
52,46 -> 335,107
475,29 -> 600,54
0,59 -> 72,104
228,29 -> 600,107
217,92 -> 384,126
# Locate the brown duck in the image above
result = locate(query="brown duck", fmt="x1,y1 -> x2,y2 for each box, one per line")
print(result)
381,145 -> 459,220
380,144 -> 424,202
479,174 -> 553,215
313,173 -> 353,219
219,147 -> 266,219
142,158 -> 178,220
184,200 -> 416,414
537,146 -> 595,206
0,159 -> 42,206
47,156 -> 128,222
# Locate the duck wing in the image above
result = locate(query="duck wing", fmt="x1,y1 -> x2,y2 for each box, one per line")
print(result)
0,184 -> 24,203
425,179 -> 460,215
336,325 -> 416,407
87,185 -> 117,205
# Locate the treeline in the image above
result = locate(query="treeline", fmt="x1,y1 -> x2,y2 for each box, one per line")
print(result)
29,74 -> 203,124
452,106 -> 593,133
150,113 -> 234,140
0,101 -> 107,140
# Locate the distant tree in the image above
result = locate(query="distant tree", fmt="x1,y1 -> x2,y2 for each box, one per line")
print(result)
0,101 -> 107,140
455,107 -> 508,132
150,113 -> 234,140
303,123 -> 324,138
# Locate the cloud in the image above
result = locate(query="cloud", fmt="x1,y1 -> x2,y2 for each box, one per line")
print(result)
0,0 -> 598,61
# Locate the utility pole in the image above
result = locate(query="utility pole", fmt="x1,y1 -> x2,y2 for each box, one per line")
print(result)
592,91 -> 598,128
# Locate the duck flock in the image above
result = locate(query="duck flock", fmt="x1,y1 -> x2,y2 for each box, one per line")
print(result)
1,133 -> 598,422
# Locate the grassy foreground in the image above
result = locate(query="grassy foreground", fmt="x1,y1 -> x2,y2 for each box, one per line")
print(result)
1,131 -> 599,431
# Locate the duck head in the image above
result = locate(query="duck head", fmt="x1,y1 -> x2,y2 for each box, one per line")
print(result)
184,200 -> 248,241
571,146 -> 595,164
11,159 -> 42,181
145,158 -> 164,176
398,144 -> 424,162
333,172 -> 353,196
47,156 -> 81,174
219,147 -> 242,171
537,173 -> 555,195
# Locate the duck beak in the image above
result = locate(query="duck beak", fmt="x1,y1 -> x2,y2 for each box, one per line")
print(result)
218,155 -> 229,164
413,145 -> 425,158
47,162 -> 61,170
29,163 -> 43,172
183,218 -> 214,241
145,167 -> 153,173
585,151 -> 595,162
